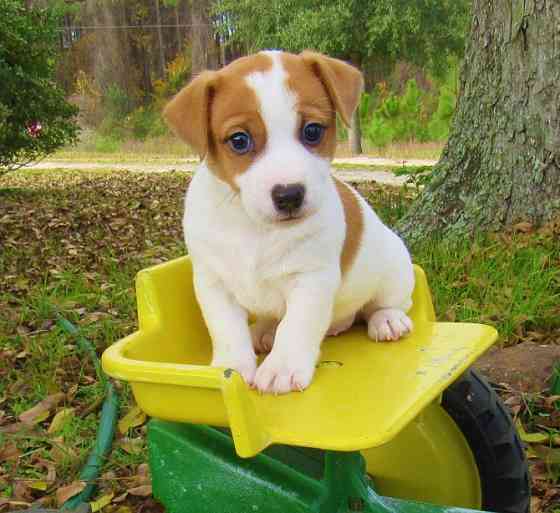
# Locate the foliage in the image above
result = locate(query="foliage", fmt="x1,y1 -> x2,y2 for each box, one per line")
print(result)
152,53 -> 192,110
359,63 -> 458,148
215,0 -> 470,74
0,0 -> 79,172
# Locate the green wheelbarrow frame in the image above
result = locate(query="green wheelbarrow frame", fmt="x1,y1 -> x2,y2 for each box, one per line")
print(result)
148,419 -> 488,513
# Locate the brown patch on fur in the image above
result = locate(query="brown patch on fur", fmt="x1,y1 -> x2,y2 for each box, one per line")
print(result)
281,53 -> 337,160
300,51 -> 364,127
334,178 -> 363,275
163,53 -> 273,189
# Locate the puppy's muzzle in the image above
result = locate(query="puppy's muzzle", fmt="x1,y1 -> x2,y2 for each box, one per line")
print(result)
271,183 -> 305,217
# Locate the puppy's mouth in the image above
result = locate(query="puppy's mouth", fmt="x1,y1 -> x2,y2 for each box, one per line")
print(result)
275,209 -> 307,224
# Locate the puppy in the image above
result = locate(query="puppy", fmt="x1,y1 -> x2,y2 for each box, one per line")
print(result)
164,50 -> 414,394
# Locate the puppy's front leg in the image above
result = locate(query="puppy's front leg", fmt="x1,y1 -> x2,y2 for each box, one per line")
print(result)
193,266 -> 257,385
254,274 -> 337,394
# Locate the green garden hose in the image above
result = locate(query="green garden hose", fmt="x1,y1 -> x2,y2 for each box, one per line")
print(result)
9,316 -> 121,513
8,317 -> 119,513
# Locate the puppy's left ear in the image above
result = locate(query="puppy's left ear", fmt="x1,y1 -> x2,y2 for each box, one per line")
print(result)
301,51 -> 364,127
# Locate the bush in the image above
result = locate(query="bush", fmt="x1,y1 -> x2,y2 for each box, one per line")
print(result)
128,107 -> 167,141
0,0 -> 78,172
363,80 -> 428,147
359,62 -> 458,148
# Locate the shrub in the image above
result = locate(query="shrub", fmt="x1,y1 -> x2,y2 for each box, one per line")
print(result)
0,0 -> 79,172
128,107 -> 167,141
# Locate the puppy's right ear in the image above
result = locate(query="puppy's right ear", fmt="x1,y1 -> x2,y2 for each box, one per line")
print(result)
163,71 -> 217,158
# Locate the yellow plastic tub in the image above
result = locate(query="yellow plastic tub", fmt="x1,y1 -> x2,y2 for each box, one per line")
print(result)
102,257 -> 497,458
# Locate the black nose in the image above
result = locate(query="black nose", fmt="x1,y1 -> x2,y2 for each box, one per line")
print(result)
271,183 -> 305,213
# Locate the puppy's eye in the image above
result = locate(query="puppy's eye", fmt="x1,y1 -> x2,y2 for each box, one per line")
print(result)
228,131 -> 253,154
301,122 -> 324,146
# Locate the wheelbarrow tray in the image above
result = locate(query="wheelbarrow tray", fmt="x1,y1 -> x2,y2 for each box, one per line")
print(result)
102,257 -> 497,458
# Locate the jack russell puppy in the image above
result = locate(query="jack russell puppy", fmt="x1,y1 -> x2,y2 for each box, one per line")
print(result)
164,50 -> 414,394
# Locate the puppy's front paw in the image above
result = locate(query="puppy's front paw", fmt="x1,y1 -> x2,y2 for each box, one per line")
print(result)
367,308 -> 413,342
212,354 -> 257,386
254,351 -> 316,394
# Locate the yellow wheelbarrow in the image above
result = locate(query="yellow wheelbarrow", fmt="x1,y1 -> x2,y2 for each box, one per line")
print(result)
102,257 -> 529,513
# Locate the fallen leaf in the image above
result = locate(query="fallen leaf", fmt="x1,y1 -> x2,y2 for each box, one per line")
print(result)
127,485 -> 152,497
515,419 -> 549,444
47,408 -> 75,434
56,481 -> 86,507
514,221 -> 534,233
14,481 -> 33,501
112,492 -> 129,503
0,442 -> 20,462
118,406 -> 146,434
19,392 -> 65,425
90,492 -> 114,512
26,480 -> 48,491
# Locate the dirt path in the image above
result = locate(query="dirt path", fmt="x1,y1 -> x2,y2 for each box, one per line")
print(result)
26,156 -> 437,186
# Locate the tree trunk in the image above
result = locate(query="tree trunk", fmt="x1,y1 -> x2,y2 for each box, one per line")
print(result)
154,0 -> 166,78
398,0 -> 560,244
174,5 -> 183,55
349,109 -> 363,155
191,0 -> 210,75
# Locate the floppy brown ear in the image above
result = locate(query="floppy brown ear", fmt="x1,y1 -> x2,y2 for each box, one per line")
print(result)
163,71 -> 217,157
301,51 -> 364,127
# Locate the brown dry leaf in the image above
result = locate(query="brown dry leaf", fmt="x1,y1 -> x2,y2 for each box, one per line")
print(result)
137,463 -> 150,482
56,481 -> 86,507
50,436 -> 77,464
127,485 -> 152,497
112,492 -> 129,504
13,481 -> 33,501
0,442 -> 20,462
118,406 -> 146,434
47,408 -> 75,434
514,221 -> 534,233
19,392 -> 65,425
530,496 -> 543,513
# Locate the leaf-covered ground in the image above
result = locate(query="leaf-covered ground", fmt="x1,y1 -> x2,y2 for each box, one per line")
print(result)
0,169 -> 559,511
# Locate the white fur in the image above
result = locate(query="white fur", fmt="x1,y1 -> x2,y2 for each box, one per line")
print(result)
184,52 -> 414,394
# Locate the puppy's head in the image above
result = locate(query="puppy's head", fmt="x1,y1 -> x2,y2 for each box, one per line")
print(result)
164,51 -> 363,224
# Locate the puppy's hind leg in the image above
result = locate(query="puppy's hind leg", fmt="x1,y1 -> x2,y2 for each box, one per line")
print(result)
362,268 -> 414,343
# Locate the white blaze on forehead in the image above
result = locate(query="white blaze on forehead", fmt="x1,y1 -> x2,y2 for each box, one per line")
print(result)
245,51 -> 298,144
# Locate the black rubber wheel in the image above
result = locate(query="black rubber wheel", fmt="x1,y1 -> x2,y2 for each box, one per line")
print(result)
442,369 -> 531,513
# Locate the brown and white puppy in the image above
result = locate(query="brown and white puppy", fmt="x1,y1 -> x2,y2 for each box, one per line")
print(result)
164,50 -> 414,394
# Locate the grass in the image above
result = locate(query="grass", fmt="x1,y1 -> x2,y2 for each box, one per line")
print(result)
50,133 -> 443,163
1,168 -> 559,510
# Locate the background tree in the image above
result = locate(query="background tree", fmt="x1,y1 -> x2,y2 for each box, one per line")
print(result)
215,0 -> 469,154
0,0 -> 78,173
398,0 -> 560,243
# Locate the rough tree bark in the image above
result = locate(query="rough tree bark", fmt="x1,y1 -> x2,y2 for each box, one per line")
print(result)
191,0 -> 210,74
154,0 -> 166,78
349,110 -> 363,155
398,0 -> 560,244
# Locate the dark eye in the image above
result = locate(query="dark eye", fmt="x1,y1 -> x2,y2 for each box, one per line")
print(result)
301,123 -> 324,145
228,131 -> 253,154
